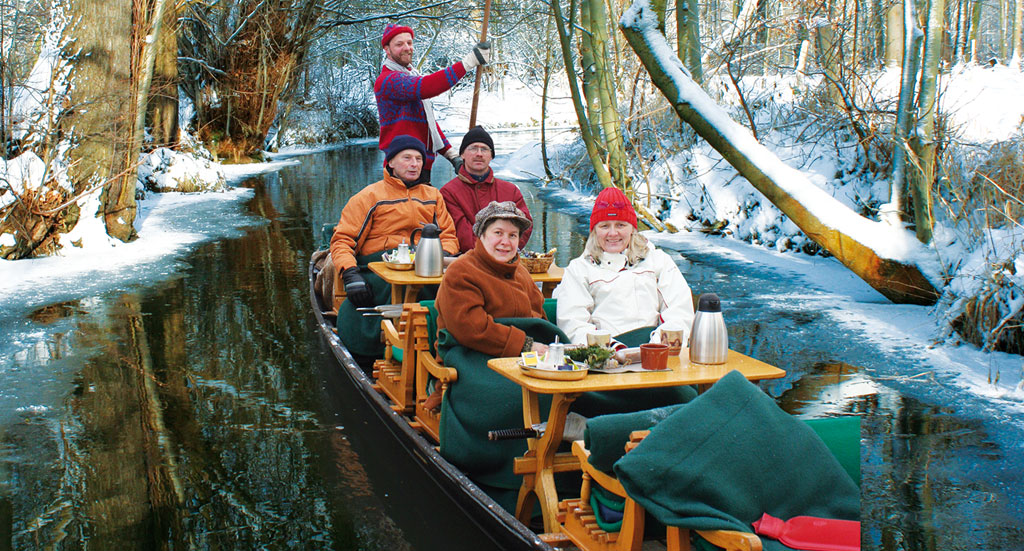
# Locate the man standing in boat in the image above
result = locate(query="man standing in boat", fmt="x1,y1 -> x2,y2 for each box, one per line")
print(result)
441,126 -> 534,254
330,135 -> 459,359
376,23 -> 492,178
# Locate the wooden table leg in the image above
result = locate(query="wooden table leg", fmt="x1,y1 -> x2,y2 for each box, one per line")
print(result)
403,284 -> 422,304
542,282 -> 556,298
513,389 -> 579,533
390,284 -> 403,305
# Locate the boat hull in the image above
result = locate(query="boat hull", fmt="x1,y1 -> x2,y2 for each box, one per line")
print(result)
309,254 -> 552,551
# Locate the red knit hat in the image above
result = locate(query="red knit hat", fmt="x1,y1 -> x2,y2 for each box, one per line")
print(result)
590,187 -> 637,231
381,23 -> 414,47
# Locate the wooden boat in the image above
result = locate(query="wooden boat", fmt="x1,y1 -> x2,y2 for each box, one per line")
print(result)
308,252 -> 556,551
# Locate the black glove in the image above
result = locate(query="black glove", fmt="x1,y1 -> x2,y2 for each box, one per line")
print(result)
450,155 -> 464,173
341,267 -> 375,308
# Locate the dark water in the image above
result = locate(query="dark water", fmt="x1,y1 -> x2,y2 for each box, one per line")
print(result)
1,142 -> 1022,550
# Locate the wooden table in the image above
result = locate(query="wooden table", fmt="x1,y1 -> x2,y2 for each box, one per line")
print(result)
487,349 -> 786,533
368,261 -> 564,304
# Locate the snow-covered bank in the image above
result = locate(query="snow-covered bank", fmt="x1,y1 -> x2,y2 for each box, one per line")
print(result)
0,157 -> 301,312
647,231 -> 1024,410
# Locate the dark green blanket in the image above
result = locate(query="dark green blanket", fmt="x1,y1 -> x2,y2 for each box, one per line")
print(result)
583,404 -> 686,473
613,370 -> 859,549
336,251 -> 391,358
437,317 -> 567,493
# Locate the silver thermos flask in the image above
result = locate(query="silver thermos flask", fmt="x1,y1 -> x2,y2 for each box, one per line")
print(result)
688,293 -> 728,365
411,223 -> 444,277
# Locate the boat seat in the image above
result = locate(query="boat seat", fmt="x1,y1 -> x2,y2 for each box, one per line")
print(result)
314,224 -> 347,315
558,432 -> 762,551
330,258 -> 347,314
373,303 -> 425,413
411,300 -> 457,443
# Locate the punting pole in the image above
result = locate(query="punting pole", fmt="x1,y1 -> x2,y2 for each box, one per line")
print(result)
468,0 -> 493,129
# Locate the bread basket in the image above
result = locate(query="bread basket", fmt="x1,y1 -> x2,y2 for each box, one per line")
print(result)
519,248 -> 556,273
520,255 -> 554,273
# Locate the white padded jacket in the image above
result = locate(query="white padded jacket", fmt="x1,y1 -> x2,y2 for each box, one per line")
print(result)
553,243 -> 695,345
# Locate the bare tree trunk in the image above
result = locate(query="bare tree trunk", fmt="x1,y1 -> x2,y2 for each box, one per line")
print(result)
907,0 -> 945,244
149,0 -> 178,148
885,0 -> 904,66
66,0 -> 136,242
677,0 -> 703,81
588,0 -> 629,187
541,16 -> 555,180
1011,0 -> 1023,67
621,7 -> 940,304
131,0 -> 169,160
551,0 -> 614,188
1000,0 -> 1009,60
890,0 -> 924,220
579,0 -> 604,142
968,0 -> 984,62
816,19 -> 844,107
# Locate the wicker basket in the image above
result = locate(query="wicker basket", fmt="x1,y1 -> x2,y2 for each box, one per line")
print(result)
520,255 -> 554,273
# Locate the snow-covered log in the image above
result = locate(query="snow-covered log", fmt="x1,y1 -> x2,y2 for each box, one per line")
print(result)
620,0 -> 941,305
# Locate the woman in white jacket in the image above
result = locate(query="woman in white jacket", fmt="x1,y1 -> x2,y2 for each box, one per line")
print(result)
554,186 -> 695,348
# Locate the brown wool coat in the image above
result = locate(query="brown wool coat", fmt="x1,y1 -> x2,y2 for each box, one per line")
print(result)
436,239 -> 546,358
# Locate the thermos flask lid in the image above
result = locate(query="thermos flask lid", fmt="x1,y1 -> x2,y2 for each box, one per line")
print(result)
696,293 -> 721,313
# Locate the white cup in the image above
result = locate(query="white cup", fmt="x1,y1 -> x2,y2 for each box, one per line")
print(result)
654,323 -> 687,351
586,330 -> 612,347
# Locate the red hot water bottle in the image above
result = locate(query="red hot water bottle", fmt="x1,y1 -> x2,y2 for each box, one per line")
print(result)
752,512 -> 860,551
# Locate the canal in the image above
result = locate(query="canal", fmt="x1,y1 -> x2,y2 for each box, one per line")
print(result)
1,139 -> 1022,550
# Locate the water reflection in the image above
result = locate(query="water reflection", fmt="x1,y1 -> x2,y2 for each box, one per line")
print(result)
1,144 -> 1022,550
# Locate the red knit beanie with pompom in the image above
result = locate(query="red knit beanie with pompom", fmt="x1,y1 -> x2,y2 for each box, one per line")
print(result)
590,187 -> 637,231
381,23 -> 414,47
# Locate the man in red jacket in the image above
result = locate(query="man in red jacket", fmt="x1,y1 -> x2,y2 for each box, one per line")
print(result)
375,23 -> 491,177
441,126 -> 533,253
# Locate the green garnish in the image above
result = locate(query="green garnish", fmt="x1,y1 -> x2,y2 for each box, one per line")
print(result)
566,345 -> 613,367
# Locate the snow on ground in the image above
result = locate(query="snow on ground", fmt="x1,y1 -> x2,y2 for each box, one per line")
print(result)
646,230 -> 1024,411
0,156 -> 301,309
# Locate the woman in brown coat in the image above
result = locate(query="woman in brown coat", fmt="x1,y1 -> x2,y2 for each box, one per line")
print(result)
436,201 -> 549,358
434,202 -> 566,506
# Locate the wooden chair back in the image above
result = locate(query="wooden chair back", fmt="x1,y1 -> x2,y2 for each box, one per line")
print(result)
372,303 -> 425,413
410,302 -> 457,443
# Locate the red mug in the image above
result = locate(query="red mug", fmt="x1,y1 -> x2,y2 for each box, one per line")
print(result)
640,343 -> 670,370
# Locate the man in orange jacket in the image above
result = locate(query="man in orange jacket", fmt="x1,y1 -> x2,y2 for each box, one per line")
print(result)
329,135 -> 459,357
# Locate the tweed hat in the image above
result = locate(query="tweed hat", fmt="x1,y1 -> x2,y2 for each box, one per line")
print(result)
381,23 -> 414,47
472,201 -> 532,237
590,186 -> 637,231
383,135 -> 427,163
459,125 -> 495,155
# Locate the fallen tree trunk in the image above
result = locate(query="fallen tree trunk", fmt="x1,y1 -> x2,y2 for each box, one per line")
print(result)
620,2 -> 940,304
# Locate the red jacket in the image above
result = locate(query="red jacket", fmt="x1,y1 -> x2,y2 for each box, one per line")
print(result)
440,167 -> 533,253
436,239 -> 546,358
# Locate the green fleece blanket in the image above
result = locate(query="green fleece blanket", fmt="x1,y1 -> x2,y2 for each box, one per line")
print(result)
336,251 -> 391,358
613,370 -> 859,550
583,404 -> 687,473
437,317 -> 568,493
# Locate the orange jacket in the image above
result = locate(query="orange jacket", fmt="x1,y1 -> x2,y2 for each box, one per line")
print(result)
330,170 -> 459,272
